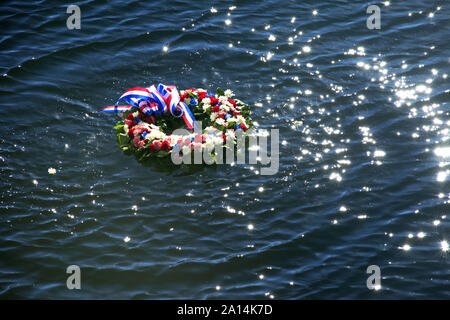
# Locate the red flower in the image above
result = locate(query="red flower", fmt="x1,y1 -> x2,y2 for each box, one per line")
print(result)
194,134 -> 203,143
210,98 -> 219,105
212,105 -> 220,112
228,99 -> 237,106
152,140 -> 162,151
240,124 -> 248,131
148,141 -> 161,152
193,134 -> 206,144
126,113 -> 134,120
233,111 -> 240,116
128,129 -> 134,138
161,140 -> 171,151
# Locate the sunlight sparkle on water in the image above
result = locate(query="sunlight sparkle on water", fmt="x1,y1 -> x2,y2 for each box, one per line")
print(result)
441,240 -> 449,252
437,171 -> 448,182
400,244 -> 411,251
330,172 -> 342,182
374,150 -> 386,157
434,147 -> 450,158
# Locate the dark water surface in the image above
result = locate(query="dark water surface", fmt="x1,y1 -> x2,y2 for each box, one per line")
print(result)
0,0 -> 449,299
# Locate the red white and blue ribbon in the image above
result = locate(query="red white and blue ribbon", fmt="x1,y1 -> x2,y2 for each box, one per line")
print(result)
100,105 -> 132,112
101,84 -> 195,130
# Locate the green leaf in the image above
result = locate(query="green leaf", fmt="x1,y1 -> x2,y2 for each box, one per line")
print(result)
217,87 -> 225,97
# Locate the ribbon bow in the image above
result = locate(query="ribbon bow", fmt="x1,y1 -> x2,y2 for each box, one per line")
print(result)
101,84 -> 195,130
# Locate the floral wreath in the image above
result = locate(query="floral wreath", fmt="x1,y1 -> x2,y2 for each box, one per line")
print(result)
102,85 -> 253,162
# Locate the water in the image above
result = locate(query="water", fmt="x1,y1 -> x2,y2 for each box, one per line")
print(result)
0,0 -> 449,299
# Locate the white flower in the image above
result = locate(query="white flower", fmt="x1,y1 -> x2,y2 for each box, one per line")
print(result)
184,98 -> 191,104
124,124 -> 129,132
205,140 -> 215,150
204,126 -> 218,133
148,130 -> 165,141
219,96 -> 228,104
138,122 -> 151,130
236,116 -> 246,124
224,89 -> 234,97
170,135 -> 181,146
202,98 -> 211,105
225,130 -> 236,140
220,104 -> 230,112
213,137 -> 223,145
202,103 -> 211,112
215,118 -> 225,126
210,113 -> 218,121
133,111 -> 139,118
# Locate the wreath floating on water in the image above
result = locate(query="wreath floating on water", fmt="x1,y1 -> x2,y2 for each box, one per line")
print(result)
101,84 -> 253,163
